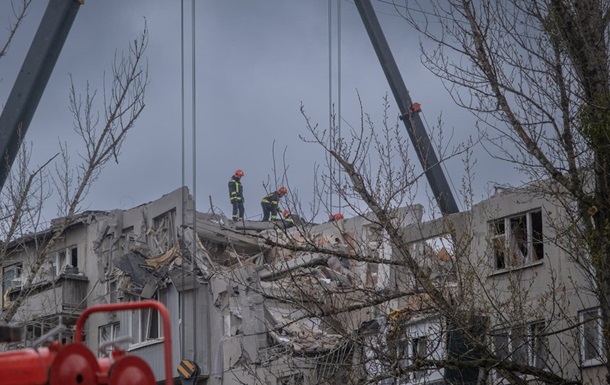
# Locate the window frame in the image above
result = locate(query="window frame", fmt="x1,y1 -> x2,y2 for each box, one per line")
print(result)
98,322 -> 121,358
43,245 -> 78,280
489,209 -> 544,270
410,335 -> 429,381
397,333 -> 431,383
579,307 -> 604,367
152,210 -> 176,252
2,264 -> 22,309
492,320 -> 548,378
129,288 -> 168,349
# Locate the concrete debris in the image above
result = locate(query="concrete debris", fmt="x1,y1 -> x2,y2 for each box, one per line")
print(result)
94,188 -> 426,379
266,309 -> 343,354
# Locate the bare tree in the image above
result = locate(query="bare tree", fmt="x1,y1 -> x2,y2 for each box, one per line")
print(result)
0,0 -> 32,61
205,83 -> 599,385
1,24 -> 148,323
371,0 -> 610,382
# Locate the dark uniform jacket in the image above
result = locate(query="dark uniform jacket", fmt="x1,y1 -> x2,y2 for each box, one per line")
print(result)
261,191 -> 280,208
284,214 -> 305,228
229,176 -> 243,202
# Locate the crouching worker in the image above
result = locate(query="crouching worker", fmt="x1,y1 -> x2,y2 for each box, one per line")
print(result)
283,210 -> 304,228
261,186 -> 287,221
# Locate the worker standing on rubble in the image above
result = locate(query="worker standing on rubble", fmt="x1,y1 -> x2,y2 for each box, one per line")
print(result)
261,186 -> 287,221
283,210 -> 304,228
229,170 -> 245,222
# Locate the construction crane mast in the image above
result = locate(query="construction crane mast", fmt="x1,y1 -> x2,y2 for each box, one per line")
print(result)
354,0 -> 459,216
0,0 -> 82,191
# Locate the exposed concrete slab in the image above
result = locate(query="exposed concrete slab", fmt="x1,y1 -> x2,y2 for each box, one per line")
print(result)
257,253 -> 327,281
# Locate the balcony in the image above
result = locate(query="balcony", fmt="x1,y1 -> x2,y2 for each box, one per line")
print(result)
6,272 -> 89,321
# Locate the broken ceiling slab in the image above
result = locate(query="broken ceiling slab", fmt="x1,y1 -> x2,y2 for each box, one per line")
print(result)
265,305 -> 343,354
234,221 -> 278,232
257,253 -> 327,281
114,252 -> 158,295
180,229 -> 213,274
195,213 -> 261,252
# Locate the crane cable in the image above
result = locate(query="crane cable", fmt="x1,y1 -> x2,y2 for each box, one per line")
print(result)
328,0 -> 343,217
327,0 -> 333,215
337,0 -> 342,215
190,0 -> 199,363
180,0 -> 200,363
180,0 -> 185,360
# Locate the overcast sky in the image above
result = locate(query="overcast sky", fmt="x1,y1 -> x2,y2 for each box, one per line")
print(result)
0,1 -> 521,223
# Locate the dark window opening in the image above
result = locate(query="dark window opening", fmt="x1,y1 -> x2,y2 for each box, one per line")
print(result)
70,247 -> 78,268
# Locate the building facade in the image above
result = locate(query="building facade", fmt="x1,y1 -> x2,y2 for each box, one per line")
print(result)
0,185 -> 605,384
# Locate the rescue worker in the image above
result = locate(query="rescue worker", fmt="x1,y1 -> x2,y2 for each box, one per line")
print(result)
328,213 -> 344,222
261,186 -> 287,221
283,209 -> 304,228
229,170 -> 245,222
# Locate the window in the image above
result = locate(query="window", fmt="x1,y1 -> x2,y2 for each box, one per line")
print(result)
530,322 -> 548,369
118,227 -> 134,254
411,234 -> 455,283
2,264 -> 22,309
131,289 -> 167,345
411,336 -> 428,381
494,331 -> 510,362
580,308 -> 603,366
43,246 -> 78,280
153,210 -> 176,253
98,322 -> 120,357
397,335 -> 430,382
70,246 -> 78,269
492,321 -> 547,377
490,210 -> 543,269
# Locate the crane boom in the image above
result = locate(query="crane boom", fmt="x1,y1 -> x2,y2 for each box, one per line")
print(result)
354,0 -> 459,215
0,0 -> 82,190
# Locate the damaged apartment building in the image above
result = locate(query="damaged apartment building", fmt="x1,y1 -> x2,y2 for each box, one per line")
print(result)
0,183 -> 604,385
0,186 -> 426,384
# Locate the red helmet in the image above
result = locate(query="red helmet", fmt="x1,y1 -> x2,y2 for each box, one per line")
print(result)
234,169 -> 244,178
278,186 -> 287,196
334,213 -> 344,220
283,209 -> 291,218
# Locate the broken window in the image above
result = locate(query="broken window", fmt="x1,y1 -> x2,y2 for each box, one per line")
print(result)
410,234 -> 455,283
70,246 -> 78,269
397,334 -> 430,382
132,288 -> 168,345
119,227 -> 134,254
42,245 -> 79,281
580,308 -> 603,366
2,264 -> 22,309
98,322 -> 120,358
489,210 -> 544,270
153,210 -> 176,253
411,336 -> 428,381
